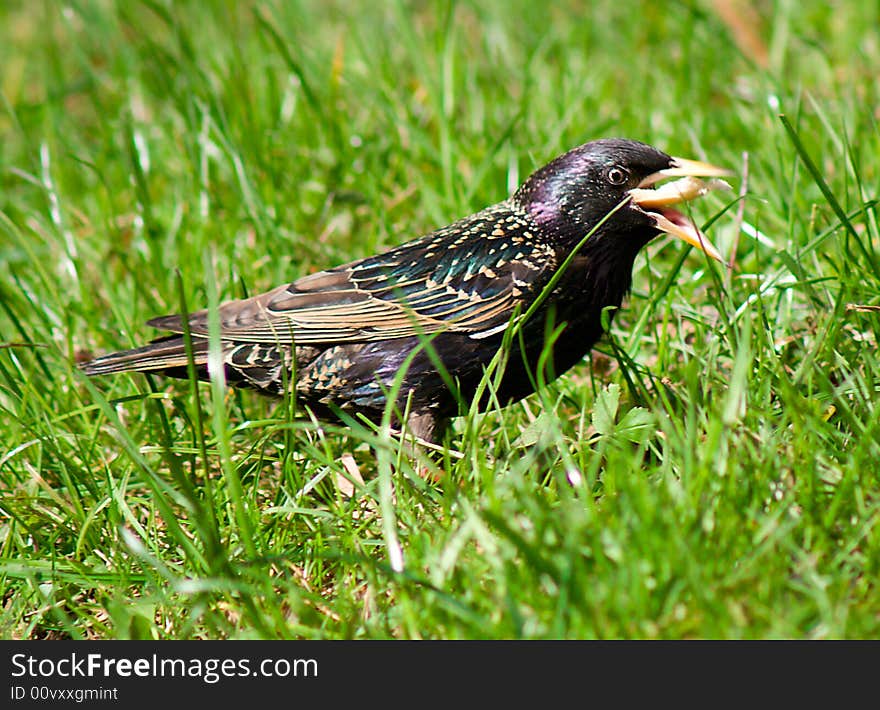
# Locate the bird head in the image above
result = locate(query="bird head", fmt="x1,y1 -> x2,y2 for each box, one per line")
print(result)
514,138 -> 731,262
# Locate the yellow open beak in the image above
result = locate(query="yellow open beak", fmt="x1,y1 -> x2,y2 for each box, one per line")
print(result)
628,157 -> 733,262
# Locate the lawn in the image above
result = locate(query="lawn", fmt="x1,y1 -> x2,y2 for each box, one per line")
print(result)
1,0 -> 878,639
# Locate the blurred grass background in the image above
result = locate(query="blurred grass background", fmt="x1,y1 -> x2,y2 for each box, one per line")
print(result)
0,0 -> 878,638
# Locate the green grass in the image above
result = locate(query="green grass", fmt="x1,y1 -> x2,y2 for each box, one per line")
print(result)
1,0 -> 879,639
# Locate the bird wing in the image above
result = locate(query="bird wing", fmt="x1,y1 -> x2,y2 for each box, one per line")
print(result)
147,213 -> 556,345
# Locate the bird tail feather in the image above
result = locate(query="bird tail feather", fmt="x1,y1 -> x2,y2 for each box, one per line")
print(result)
79,336 -> 208,376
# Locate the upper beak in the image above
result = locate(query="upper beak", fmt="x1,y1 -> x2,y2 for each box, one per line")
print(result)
628,157 -> 733,262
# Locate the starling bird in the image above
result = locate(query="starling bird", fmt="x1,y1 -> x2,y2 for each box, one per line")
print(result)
82,139 -> 731,442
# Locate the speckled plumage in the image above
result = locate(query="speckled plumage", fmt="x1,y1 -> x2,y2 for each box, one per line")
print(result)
82,139 -> 727,442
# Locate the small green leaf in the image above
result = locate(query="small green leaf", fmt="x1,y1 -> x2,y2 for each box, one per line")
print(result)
592,383 -> 621,436
515,412 -> 552,447
616,407 -> 654,444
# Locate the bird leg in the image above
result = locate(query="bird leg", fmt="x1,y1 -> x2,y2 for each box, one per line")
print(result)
404,410 -> 442,445
397,410 -> 452,481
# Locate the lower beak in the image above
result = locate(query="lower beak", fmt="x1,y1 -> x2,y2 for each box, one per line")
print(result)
628,156 -> 732,263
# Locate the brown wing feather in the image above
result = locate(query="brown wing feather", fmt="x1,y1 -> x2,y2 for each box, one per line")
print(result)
146,204 -> 555,345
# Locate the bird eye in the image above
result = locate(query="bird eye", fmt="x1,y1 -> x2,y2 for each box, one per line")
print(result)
606,166 -> 629,186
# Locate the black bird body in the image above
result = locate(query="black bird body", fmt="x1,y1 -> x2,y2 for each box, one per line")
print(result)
82,139 -> 729,441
